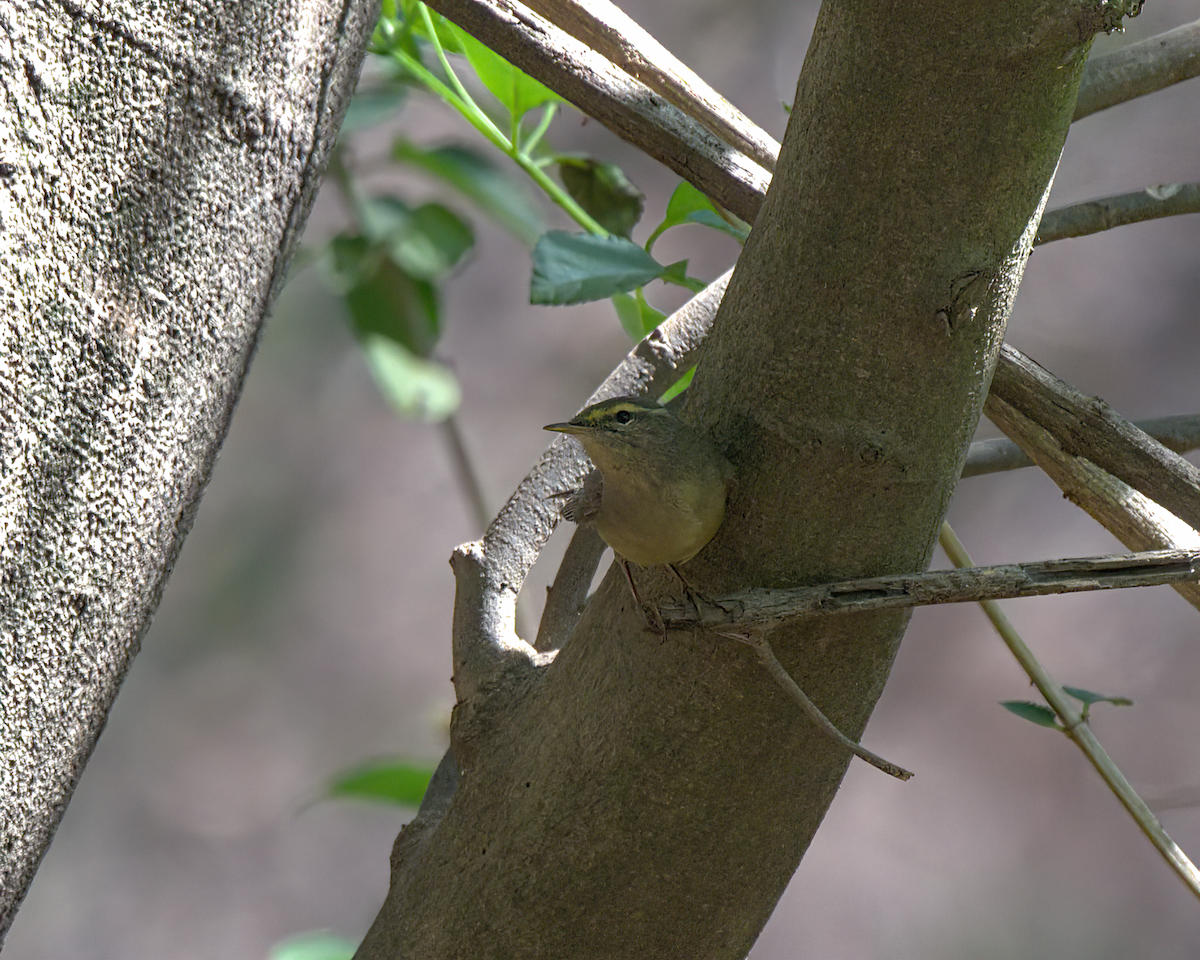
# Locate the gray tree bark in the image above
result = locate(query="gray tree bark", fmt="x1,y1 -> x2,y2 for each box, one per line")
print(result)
357,2 -> 1113,957
0,0 -> 379,940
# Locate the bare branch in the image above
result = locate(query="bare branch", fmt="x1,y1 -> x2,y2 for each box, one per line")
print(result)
990,345 -> 1200,532
1075,18 -> 1200,120
983,396 -> 1200,611
962,413 -> 1200,477
1037,183 -> 1200,244
520,0 -> 780,171
423,0 -> 770,222
658,549 -> 1200,630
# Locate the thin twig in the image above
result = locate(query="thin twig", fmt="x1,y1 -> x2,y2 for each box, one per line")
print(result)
657,549 -> 1200,630
441,415 -> 492,535
720,631 -> 913,781
939,522 -> 1200,901
990,345 -> 1200,532
1036,183 -> 1200,244
1075,18 -> 1200,120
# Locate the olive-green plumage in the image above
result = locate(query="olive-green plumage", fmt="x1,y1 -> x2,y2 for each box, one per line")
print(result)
544,397 -> 733,567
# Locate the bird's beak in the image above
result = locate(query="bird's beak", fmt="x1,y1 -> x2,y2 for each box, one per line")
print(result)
543,420 -> 586,435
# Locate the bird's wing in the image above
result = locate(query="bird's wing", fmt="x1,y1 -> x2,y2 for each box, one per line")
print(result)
562,468 -> 603,525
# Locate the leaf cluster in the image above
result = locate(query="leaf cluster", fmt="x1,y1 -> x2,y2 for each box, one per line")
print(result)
299,0 -> 745,421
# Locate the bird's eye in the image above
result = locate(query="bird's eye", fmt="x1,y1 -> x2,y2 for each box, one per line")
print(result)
614,410 -> 633,424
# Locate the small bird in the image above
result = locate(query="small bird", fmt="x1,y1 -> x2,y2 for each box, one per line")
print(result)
544,396 -> 734,606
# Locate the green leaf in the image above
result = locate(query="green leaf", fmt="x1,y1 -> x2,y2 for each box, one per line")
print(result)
269,932 -> 358,960
1063,685 -> 1133,708
362,335 -> 461,421
340,85 -> 408,134
356,196 -> 474,280
358,195 -> 413,243
646,180 -> 747,249
611,292 -> 665,341
394,139 -> 542,244
373,8 -> 421,61
558,158 -> 644,238
531,231 -> 665,305
659,366 -> 695,403
397,203 -> 474,279
659,259 -> 707,293
683,208 -> 750,242
326,758 -> 437,806
453,28 -> 561,117
648,180 -> 717,247
324,234 -> 377,292
1001,700 -> 1062,729
344,252 -> 441,356
374,1 -> 440,69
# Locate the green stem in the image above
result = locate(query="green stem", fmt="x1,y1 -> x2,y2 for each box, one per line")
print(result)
387,5 -> 607,236
939,521 -> 1200,900
413,6 -> 510,149
523,103 -> 558,156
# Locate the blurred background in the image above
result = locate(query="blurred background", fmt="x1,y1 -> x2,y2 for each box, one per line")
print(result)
7,2 -> 1200,957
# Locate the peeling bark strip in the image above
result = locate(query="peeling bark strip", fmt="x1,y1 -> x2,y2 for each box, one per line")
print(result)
658,550 -> 1200,630
0,0 -> 379,940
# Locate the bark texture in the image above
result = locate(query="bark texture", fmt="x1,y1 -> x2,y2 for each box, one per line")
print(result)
359,2 -> 1101,958
0,0 -> 378,939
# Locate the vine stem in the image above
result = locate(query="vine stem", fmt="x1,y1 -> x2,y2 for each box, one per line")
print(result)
939,521 -> 1200,900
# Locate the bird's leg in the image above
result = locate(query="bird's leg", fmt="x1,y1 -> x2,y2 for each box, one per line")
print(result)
618,557 -> 642,606
619,558 -> 667,638
666,563 -> 708,618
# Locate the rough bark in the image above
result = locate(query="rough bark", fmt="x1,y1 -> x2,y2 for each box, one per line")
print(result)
358,2 -> 1103,958
0,0 -> 379,939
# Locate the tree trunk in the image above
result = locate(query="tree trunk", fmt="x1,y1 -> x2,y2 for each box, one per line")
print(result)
357,2 -> 1103,957
0,0 -> 378,940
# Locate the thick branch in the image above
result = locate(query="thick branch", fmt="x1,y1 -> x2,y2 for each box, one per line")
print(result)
991,345 -> 1200,532
423,0 -> 770,222
520,0 -> 780,171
